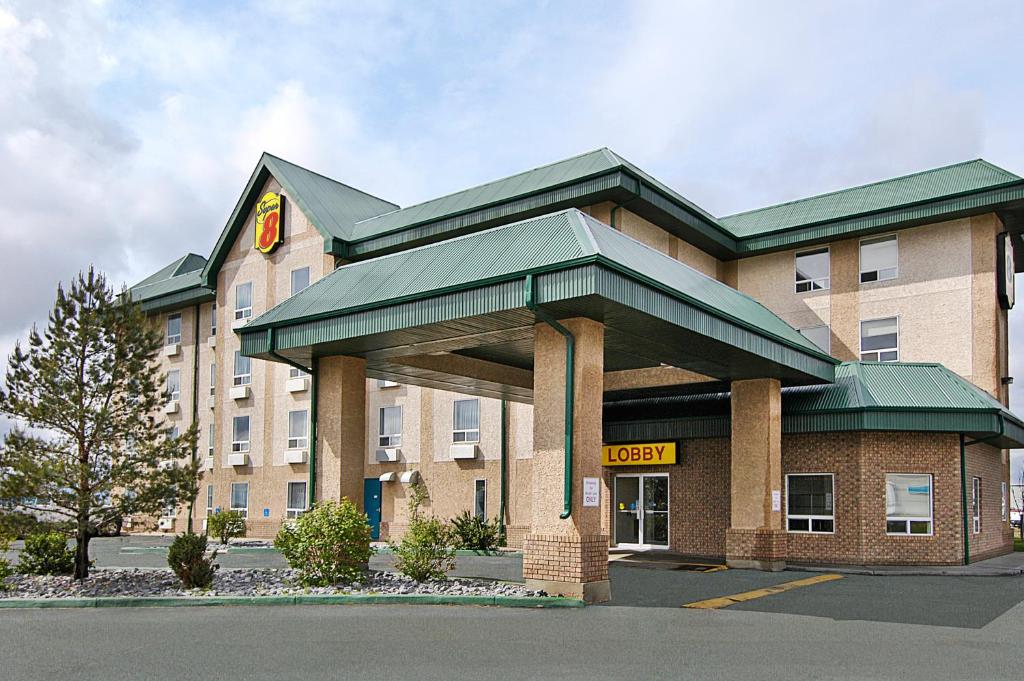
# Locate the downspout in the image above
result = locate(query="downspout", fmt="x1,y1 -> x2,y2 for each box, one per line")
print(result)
523,274 -> 574,520
499,399 -> 507,538
265,328 -> 318,510
187,303 -> 201,534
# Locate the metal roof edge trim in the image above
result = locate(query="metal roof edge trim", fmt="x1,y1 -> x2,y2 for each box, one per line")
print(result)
139,286 -> 216,314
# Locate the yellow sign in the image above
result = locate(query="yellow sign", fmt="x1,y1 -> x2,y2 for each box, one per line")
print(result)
601,442 -> 677,467
254,191 -> 284,254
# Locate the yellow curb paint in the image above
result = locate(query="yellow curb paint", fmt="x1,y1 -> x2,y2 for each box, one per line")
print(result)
682,573 -> 843,609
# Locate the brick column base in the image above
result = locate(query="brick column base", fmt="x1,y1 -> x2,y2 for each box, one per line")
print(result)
523,534 -> 610,602
725,528 -> 787,571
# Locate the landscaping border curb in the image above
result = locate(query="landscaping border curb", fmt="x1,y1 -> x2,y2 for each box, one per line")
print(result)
0,593 -> 583,610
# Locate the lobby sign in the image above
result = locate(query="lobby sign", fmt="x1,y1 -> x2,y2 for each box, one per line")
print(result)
255,191 -> 285,254
601,442 -> 677,467
998,231 -> 1015,310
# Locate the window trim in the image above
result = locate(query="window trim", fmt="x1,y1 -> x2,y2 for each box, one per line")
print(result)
860,315 -> 900,362
1002,481 -> 1008,522
209,362 -> 216,396
210,303 -> 217,335
286,481 -> 308,519
166,312 -> 182,345
233,351 -> 251,386
234,282 -> 253,320
230,482 -> 249,519
859,233 -> 899,284
453,398 -> 481,443
798,324 -> 831,354
290,267 -> 311,296
972,476 -> 982,534
785,473 -> 835,535
206,484 -> 214,518
207,423 -> 215,458
166,369 -> 181,403
474,479 -> 487,520
287,409 -> 309,450
794,247 -> 831,294
885,472 -> 934,536
378,405 -> 402,447
231,415 -> 251,453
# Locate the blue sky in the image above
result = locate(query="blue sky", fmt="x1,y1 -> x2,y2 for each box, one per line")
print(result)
2,0 -> 1023,479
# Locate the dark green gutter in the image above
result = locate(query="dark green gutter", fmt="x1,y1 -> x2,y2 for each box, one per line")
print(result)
264,328 -> 319,509
187,303 -> 200,534
524,274 -> 574,520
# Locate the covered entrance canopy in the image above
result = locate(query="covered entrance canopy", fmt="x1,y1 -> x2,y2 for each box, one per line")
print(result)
239,209 -> 836,397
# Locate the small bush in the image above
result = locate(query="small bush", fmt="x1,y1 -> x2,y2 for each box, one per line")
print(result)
0,535 -> 13,590
391,482 -> 455,582
168,532 -> 218,589
275,499 -> 373,586
207,510 -> 246,545
18,531 -> 76,576
449,511 -> 503,551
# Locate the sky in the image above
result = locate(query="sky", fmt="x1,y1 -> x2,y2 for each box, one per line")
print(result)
1,0 -> 1023,479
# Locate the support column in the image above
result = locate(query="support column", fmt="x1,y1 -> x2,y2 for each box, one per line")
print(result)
726,377 -> 786,571
316,356 -> 367,508
523,318 -> 609,602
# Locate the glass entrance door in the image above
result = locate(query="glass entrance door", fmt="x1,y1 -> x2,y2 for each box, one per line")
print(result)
614,474 -> 669,549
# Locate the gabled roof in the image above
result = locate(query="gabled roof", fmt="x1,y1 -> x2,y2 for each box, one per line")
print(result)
200,153 -> 397,287
722,159 -> 1023,238
129,253 -> 213,313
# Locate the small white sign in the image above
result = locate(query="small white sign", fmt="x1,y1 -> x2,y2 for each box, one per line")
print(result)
583,477 -> 600,507
771,490 -> 781,512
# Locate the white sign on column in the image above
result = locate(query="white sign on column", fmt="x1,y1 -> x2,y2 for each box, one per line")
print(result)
582,477 -> 600,507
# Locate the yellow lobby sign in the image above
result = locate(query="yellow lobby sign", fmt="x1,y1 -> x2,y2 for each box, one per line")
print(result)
601,442 -> 677,467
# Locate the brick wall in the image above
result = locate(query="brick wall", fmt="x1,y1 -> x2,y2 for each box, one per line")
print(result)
965,443 -> 1013,561
522,534 -> 609,584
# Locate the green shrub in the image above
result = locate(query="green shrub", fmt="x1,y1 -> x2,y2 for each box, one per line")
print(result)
274,499 -> 373,586
0,534 -> 13,590
207,510 -> 246,545
391,482 -> 456,582
18,531 -> 76,575
167,532 -> 218,589
449,511 -> 503,551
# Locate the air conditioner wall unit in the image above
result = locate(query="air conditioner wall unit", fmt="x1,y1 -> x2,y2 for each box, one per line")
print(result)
163,343 -> 180,357
284,450 -> 308,464
228,453 -> 249,467
375,448 -> 400,463
162,401 -> 179,414
286,377 -> 309,393
158,518 -> 174,530
449,444 -> 479,460
230,318 -> 247,331
207,335 -> 216,348
229,385 -> 250,400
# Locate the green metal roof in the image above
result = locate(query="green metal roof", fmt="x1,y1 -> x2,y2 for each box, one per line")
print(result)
128,253 -> 214,313
722,159 -> 1022,238
200,153 -> 397,287
604,361 -> 1024,448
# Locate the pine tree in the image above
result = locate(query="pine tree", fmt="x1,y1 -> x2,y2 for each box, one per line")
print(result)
0,267 -> 199,579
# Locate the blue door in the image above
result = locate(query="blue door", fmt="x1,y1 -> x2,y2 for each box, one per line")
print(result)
363,478 -> 382,540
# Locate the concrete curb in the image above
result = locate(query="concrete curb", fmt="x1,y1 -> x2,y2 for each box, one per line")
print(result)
372,548 -> 521,557
120,547 -> 523,556
0,593 -> 583,610
788,564 -> 1024,577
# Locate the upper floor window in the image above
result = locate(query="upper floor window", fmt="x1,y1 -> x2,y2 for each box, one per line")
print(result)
166,370 -> 181,402
860,317 -> 898,362
232,416 -> 250,453
210,303 -> 217,335
453,398 -> 480,443
210,362 -> 216,396
289,367 -> 308,379
291,267 -> 310,296
233,351 -> 251,386
379,406 -> 402,447
798,325 -> 830,354
235,282 -> 253,320
795,248 -> 829,293
378,379 -> 399,389
860,235 -> 898,283
286,481 -> 308,519
287,410 -> 309,450
230,482 -> 249,519
166,313 -> 181,345
208,423 -> 215,458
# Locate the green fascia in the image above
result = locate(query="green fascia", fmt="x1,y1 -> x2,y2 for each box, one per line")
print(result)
138,286 -> 215,315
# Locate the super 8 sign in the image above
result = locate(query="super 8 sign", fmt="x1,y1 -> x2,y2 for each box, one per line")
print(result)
601,442 -> 678,467
255,191 -> 284,254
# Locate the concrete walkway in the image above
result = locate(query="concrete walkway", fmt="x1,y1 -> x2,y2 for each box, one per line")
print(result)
789,550 -> 1024,576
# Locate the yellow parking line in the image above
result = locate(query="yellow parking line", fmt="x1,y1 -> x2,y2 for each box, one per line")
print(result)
682,573 -> 843,609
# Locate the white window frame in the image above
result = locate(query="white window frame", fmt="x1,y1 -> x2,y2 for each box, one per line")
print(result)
798,324 -> 831,354
161,497 -> 177,519
287,410 -> 309,450
474,479 -> 487,520
210,303 -> 217,335
166,370 -> 181,402
885,473 -> 934,536
794,247 -> 830,293
785,473 -> 835,534
206,484 -> 214,517
234,282 -> 253,320
453,398 -> 481,443
233,351 -> 251,386
859,234 -> 899,284
209,362 -> 216,396
207,423 -> 215,458
378,405 -> 402,447
230,482 -> 249,519
166,313 -> 182,345
231,416 -> 250,453
289,366 -> 308,379
860,316 -> 899,362
972,477 -> 981,534
1002,481 -> 1008,522
290,267 -> 311,296
286,481 -> 308,519
377,379 -> 399,388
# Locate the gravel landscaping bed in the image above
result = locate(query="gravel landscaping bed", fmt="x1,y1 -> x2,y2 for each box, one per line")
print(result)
0,568 -> 545,600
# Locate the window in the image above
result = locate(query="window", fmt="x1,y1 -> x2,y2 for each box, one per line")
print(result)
162,497 -> 176,518
453,399 -> 480,443
210,363 -> 216,396
289,367 -> 308,379
210,303 -> 217,335
860,235 -> 898,283
167,425 -> 179,440
972,477 -> 982,534
233,351 -> 251,386
230,482 -> 249,519
286,481 -> 307,519
235,282 -> 253,320
206,485 -> 214,517
232,416 -> 250,453
474,479 -> 487,520
379,406 -> 402,447
786,474 -> 834,533
377,379 -> 399,388
799,325 -> 830,354
166,370 -> 181,402
860,317 -> 898,362
795,248 -> 830,292
290,267 -> 310,296
1003,482 -> 1008,522
207,423 -> 215,458
166,313 -> 182,345
287,410 -> 308,450
885,473 -> 933,535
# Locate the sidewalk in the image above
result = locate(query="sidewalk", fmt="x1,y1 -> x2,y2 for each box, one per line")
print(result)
789,551 -> 1024,576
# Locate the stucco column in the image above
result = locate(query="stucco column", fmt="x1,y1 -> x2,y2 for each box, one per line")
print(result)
726,377 -> 786,570
316,356 -> 367,508
523,318 -> 609,603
